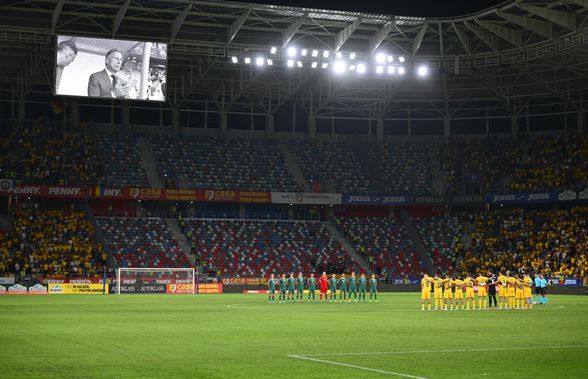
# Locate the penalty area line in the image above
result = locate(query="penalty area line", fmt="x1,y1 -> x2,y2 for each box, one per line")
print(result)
287,354 -> 428,379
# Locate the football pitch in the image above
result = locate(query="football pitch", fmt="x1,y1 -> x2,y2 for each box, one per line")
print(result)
1,293 -> 587,378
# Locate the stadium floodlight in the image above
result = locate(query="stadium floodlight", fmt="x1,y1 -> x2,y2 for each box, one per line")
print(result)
357,63 -> 366,73
323,50 -> 330,58
255,57 -> 265,66
376,53 -> 386,64
398,66 -> 405,75
301,49 -> 308,56
387,55 -> 394,63
321,62 -> 329,69
270,46 -> 277,54
333,60 -> 346,74
231,56 -> 238,64
349,52 -> 356,60
388,66 -> 395,75
311,61 -> 318,68
398,56 -> 405,63
376,66 -> 384,74
312,49 -> 319,57
287,59 -> 295,67
336,51 -> 343,59
418,65 -> 428,76
349,64 -> 356,71
296,60 -> 303,67
287,47 -> 297,57
266,59 -> 273,66
244,57 -> 251,64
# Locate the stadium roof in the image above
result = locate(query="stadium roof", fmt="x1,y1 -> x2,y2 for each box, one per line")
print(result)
1,0 -> 587,122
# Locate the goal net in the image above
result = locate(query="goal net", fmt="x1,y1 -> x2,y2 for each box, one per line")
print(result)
116,268 -> 195,294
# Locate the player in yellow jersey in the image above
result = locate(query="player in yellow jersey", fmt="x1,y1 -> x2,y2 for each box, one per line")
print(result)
506,273 -> 516,309
475,272 -> 490,310
515,275 -> 525,309
421,274 -> 434,310
442,276 -> 453,310
452,277 -> 464,310
463,274 -> 475,310
523,274 -> 533,309
497,271 -> 508,309
433,274 -> 444,310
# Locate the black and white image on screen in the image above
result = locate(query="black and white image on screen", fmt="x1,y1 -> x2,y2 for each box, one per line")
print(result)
55,35 -> 167,101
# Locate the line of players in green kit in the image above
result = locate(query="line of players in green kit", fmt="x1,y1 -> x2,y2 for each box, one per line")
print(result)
267,272 -> 379,303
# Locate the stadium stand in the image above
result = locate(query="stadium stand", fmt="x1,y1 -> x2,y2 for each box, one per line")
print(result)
414,215 -> 463,275
150,137 -> 298,191
96,134 -> 150,187
335,217 -> 425,279
181,219 -> 351,277
97,217 -> 189,268
0,204 -> 105,280
458,207 -> 588,278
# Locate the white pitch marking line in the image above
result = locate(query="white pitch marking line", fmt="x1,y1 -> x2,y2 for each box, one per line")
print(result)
302,345 -> 588,357
288,354 -> 428,379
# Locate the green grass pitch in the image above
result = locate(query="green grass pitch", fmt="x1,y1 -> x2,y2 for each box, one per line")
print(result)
1,293 -> 587,378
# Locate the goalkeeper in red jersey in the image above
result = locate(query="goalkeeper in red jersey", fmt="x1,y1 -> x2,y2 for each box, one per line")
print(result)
318,271 -> 329,302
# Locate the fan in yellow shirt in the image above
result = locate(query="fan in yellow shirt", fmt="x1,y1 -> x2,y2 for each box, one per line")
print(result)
421,274 -> 434,310
475,273 -> 490,310
497,271 -> 508,309
433,275 -> 445,310
453,277 -> 465,310
443,276 -> 454,310
463,274 -> 475,310
524,274 -> 533,309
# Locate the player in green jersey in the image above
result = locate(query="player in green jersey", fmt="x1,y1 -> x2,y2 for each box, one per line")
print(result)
348,271 -> 357,302
338,273 -> 347,302
369,274 -> 378,302
296,272 -> 305,303
358,273 -> 367,302
307,273 -> 316,302
287,273 -> 296,303
278,274 -> 287,303
267,273 -> 277,303
329,274 -> 337,302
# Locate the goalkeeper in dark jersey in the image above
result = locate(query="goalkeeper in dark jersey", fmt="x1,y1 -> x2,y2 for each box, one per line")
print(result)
307,273 -> 317,302
358,273 -> 367,302
287,273 -> 296,303
278,274 -> 287,303
267,274 -> 277,304
296,272 -> 305,303
348,271 -> 358,302
369,274 -> 378,302
338,273 -> 347,302
329,274 -> 337,303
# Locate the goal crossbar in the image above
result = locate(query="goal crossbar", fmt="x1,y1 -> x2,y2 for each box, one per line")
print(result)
116,267 -> 195,294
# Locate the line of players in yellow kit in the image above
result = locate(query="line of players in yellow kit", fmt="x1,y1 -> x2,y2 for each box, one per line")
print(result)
420,272 -> 535,311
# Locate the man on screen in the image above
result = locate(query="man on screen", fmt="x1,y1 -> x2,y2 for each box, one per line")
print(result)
55,40 -> 78,93
87,48 -> 130,98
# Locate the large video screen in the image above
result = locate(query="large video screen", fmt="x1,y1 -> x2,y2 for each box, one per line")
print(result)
55,35 -> 167,101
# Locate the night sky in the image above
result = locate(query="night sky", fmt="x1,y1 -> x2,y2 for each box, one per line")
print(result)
230,0 -> 508,17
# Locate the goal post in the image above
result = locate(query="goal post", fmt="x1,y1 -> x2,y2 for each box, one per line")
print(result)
116,267 -> 195,294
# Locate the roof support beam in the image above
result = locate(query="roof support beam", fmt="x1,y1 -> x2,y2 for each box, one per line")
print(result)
465,21 -> 499,52
452,23 -> 472,55
570,0 -> 588,8
412,23 -> 428,56
171,4 -> 192,42
51,0 -> 65,34
517,4 -> 576,31
227,9 -> 250,46
112,0 -> 131,37
282,14 -> 306,47
476,20 -> 522,48
369,22 -> 394,53
497,11 -> 552,40
334,18 -> 361,52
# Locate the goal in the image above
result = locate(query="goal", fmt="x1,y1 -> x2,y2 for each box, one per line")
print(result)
116,267 -> 196,294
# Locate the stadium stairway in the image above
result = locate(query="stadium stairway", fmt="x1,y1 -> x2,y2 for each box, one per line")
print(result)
279,144 -> 311,191
138,137 -> 164,188
399,210 -> 434,275
164,218 -> 196,267
428,144 -> 446,195
323,222 -> 371,274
